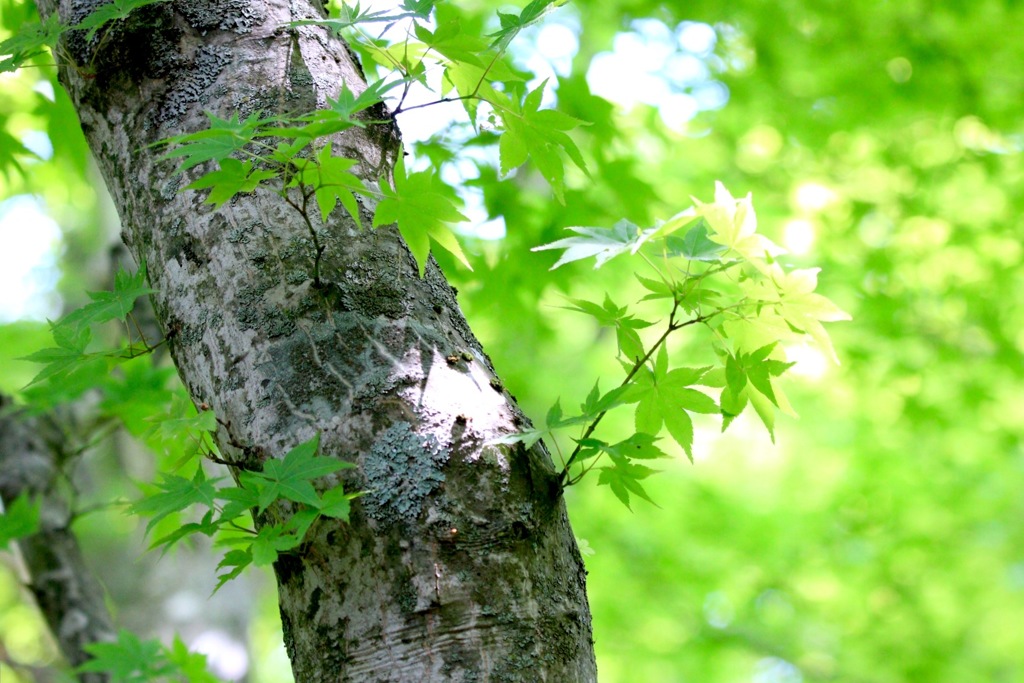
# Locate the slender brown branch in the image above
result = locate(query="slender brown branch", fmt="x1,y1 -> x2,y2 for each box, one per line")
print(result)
282,187 -> 325,287
470,48 -> 505,99
393,94 -> 484,116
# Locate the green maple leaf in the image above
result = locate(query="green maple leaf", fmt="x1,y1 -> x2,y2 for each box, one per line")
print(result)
597,459 -> 657,510
402,0 -> 436,18
721,308 -> 795,358
626,346 -> 716,461
79,630 -> 174,679
250,530 -> 280,567
416,18 -> 487,67
329,79 -> 403,119
20,265 -> 154,387
239,434 -> 352,514
290,146 -> 367,226
271,81 -> 402,140
149,405 -> 216,449
64,264 -> 155,329
0,128 -> 36,179
676,220 -> 728,261
580,381 -> 632,417
769,267 -> 852,364
532,218 -> 656,269
165,637 -> 220,683
563,294 -> 653,361
373,155 -> 471,276
130,466 -> 220,535
214,548 -> 253,592
602,433 -> 670,461
495,80 -> 588,203
0,495 -> 40,550
149,510 -> 220,554
185,158 -> 277,208
0,13 -> 63,73
282,507 -> 320,544
721,343 -> 796,440
161,112 -> 262,172
250,509 -> 319,567
441,56 -> 520,122
289,5 -> 389,33
725,343 -> 795,408
19,322 -> 91,387
289,1 -> 430,33
316,486 -> 356,520
488,0 -> 569,51
544,398 -> 590,430
214,485 -> 261,523
635,274 -> 675,302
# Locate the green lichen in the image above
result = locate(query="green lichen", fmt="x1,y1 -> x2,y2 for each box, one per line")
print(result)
342,280 -> 406,319
157,45 -> 231,124
176,0 -> 264,34
226,225 -> 251,244
362,422 -> 448,526
286,269 -> 309,285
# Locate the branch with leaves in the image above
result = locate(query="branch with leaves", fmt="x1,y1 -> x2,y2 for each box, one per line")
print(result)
494,182 -> 851,508
131,432 -> 360,591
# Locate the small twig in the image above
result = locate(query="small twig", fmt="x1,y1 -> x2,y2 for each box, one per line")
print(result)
393,94 -> 483,116
470,46 -> 507,99
127,310 -> 151,350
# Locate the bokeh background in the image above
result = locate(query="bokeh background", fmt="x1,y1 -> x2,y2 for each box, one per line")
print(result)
1,0 -> 1022,681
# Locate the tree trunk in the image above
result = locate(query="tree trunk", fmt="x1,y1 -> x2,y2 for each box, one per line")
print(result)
33,1 -> 597,680
0,396 -> 115,682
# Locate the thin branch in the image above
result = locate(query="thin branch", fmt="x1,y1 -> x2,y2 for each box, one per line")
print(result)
393,93 -> 484,116
558,298 -> 709,485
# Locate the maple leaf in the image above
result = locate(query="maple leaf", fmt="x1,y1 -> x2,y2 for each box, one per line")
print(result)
689,181 -> 784,262
238,434 -> 351,514
290,146 -> 367,226
0,495 -> 40,550
64,264 -> 155,330
532,219 -> 656,269
373,155 -> 471,276
744,265 -> 852,363
495,81 -> 588,203
416,18 -> 487,68
626,346 -> 716,461
130,466 -> 220,535
597,459 -> 658,510
771,267 -> 852,364
562,293 -> 653,361
488,0 -> 570,51
185,158 -> 277,208
0,13 -> 63,73
160,112 -> 262,172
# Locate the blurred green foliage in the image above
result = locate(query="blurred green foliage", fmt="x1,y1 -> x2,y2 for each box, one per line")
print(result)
2,0 -> 1023,681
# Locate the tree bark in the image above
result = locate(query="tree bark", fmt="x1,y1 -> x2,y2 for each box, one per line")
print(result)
32,1 -> 597,680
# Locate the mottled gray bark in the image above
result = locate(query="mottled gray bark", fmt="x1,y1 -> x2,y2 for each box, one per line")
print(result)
33,0 -> 597,680
0,396 -> 115,682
